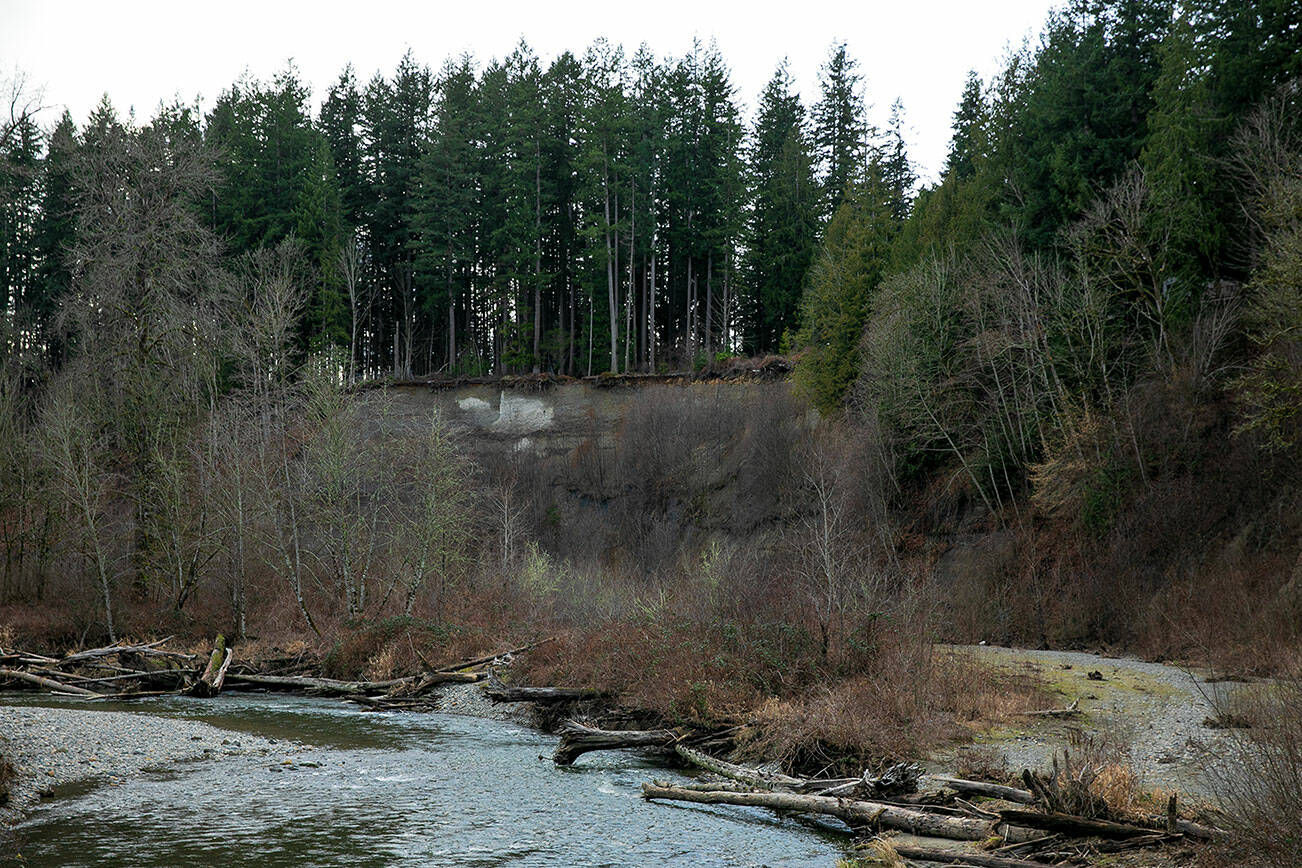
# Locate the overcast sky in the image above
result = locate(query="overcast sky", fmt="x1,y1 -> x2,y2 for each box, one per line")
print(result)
1,0 -> 1058,182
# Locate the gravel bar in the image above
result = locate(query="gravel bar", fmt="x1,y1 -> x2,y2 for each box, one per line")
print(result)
0,704 -> 276,829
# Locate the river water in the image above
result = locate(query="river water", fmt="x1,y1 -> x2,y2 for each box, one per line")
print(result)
7,694 -> 847,866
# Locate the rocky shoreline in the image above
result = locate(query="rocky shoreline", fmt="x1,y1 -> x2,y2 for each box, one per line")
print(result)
0,703 -> 278,834
0,679 -> 538,839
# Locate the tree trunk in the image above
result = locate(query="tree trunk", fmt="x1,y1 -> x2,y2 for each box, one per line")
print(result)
705,251 -> 713,361
553,720 -> 676,765
641,783 -> 1027,841
925,775 -> 1036,804
889,845 -> 1049,868
603,149 -> 618,373
648,249 -> 657,371
0,668 -> 101,696
487,682 -> 609,704
533,143 -> 542,374
998,808 -> 1167,840
183,641 -> 233,698
674,745 -> 804,790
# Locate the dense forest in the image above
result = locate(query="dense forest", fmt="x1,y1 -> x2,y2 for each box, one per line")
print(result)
1,37 -> 910,379
0,0 -> 1299,652
1,3 -> 1302,853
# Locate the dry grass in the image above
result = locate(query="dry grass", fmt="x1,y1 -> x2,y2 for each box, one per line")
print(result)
738,647 -> 1045,775
1025,728 -> 1141,819
841,838 -> 905,868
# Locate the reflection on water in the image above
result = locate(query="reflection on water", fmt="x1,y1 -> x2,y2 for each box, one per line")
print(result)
6,695 -> 846,866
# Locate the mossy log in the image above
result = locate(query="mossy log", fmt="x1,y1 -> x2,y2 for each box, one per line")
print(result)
183,637 -> 233,698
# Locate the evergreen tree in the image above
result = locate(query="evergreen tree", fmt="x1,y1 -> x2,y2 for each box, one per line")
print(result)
795,162 -> 899,412
945,71 -> 987,182
416,55 -> 479,373
881,99 -> 916,221
812,42 -> 868,224
294,138 -> 348,352
320,66 -> 366,232
577,39 -> 628,373
745,62 -> 818,353
205,65 -> 318,253
0,113 -> 40,359
1140,12 -> 1220,285
29,112 -> 78,361
541,52 -> 586,374
362,52 -> 432,377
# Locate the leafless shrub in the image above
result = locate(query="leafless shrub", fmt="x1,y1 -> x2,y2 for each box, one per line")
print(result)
1206,673 -> 1302,866
1025,727 -> 1138,819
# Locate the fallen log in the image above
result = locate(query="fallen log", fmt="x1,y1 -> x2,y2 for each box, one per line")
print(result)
58,640 -> 194,666
888,844 -> 1049,868
0,667 -> 101,697
224,673 -> 418,696
554,721 -> 678,765
486,681 -> 609,704
640,782 -> 1034,842
29,667 -> 183,688
818,763 -> 924,799
998,808 -> 1162,840
1023,698 -> 1081,718
407,671 -> 484,691
435,637 -> 557,672
925,775 -> 1037,804
673,745 -> 804,790
1094,833 -> 1184,853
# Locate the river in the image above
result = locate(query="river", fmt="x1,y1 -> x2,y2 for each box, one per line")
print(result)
5,694 -> 847,866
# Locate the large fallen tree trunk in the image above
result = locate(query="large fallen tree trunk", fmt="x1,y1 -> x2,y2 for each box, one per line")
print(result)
641,782 -> 1034,842
223,670 -> 481,697
58,641 -> 195,666
925,775 -> 1037,804
998,808 -> 1168,840
224,673 -> 418,695
673,745 -> 805,790
554,721 -> 678,765
0,667 -> 101,696
486,682 -> 609,704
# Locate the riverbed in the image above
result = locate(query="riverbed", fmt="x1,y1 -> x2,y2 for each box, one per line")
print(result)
1,694 -> 847,866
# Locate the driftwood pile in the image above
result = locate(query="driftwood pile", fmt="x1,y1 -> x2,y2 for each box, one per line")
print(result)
0,637 -> 550,709
532,717 -> 1224,866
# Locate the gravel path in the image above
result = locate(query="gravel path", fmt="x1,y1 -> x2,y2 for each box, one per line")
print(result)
940,645 -> 1252,802
0,704 -> 277,830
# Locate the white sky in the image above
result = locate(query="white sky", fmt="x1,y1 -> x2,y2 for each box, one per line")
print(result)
0,0 -> 1057,182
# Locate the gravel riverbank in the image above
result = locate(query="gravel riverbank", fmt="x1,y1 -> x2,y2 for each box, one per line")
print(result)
0,704 -> 277,831
938,645 -> 1254,802
0,679 -> 534,836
